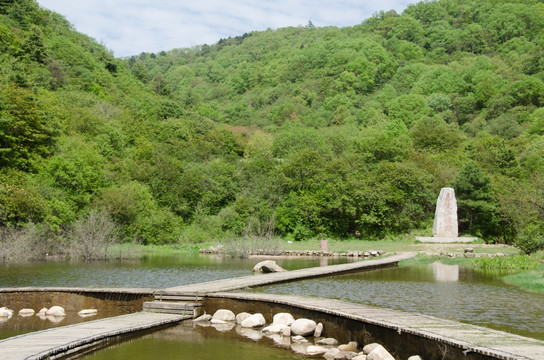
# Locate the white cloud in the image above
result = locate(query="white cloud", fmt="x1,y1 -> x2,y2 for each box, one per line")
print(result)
36,0 -> 414,57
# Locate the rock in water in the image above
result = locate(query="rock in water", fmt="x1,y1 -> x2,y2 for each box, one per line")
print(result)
193,314 -> 212,322
314,322 -> 323,337
0,308 -> 13,319
236,312 -> 252,324
353,355 -> 368,360
212,309 -> 235,322
362,344 -> 380,355
290,318 -> 317,336
367,345 -> 394,360
272,312 -> 294,326
78,309 -> 97,316
241,313 -> 266,328
46,306 -> 65,317
324,348 -> 343,360
317,338 -> 338,346
262,323 -> 289,334
338,341 -> 358,352
306,345 -> 329,355
36,307 -> 47,316
433,187 -> 458,238
252,260 -> 286,273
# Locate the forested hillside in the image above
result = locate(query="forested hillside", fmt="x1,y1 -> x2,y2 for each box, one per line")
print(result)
1,0 -> 543,253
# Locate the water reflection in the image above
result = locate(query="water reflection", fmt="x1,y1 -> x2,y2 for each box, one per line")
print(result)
81,322 -> 300,360
432,262 -> 459,282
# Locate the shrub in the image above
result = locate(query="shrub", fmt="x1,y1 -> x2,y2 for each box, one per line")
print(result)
66,208 -> 119,260
516,225 -> 544,255
0,224 -> 50,262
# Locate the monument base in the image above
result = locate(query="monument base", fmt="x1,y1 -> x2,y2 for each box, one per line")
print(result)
415,236 -> 478,243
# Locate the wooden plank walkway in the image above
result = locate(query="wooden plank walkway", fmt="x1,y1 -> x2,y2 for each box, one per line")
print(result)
0,312 -> 190,360
160,253 -> 416,296
210,292 -> 544,360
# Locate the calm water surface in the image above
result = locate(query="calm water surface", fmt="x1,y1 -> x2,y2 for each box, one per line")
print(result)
254,261 -> 544,340
0,254 -> 349,340
82,322 -> 303,360
0,254 -> 350,288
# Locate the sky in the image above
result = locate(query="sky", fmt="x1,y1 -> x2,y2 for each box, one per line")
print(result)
36,0 -> 415,58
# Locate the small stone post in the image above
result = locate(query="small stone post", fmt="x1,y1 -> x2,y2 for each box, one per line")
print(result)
320,240 -> 328,252
432,187 -> 458,238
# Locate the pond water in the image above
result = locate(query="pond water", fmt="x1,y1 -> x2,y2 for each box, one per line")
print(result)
0,254 -> 350,288
81,321 -> 303,360
253,261 -> 544,340
0,254 -> 350,340
2,255 -> 544,360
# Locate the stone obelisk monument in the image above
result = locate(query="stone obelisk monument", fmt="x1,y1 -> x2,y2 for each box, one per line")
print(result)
416,187 -> 477,243
433,187 -> 458,238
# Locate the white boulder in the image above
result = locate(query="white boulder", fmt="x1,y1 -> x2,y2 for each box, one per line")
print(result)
282,327 -> 291,337
291,335 -> 309,343
0,307 -> 13,319
353,355 -> 367,360
78,309 -> 97,317
236,312 -> 252,324
317,338 -> 339,346
78,309 -> 97,315
45,306 -> 65,317
324,348 -> 344,360
367,345 -> 394,360
314,322 -> 323,337
363,343 -> 380,355
344,352 -> 359,360
18,308 -> 35,317
290,318 -> 317,336
273,312 -> 295,326
306,345 -> 329,355
36,307 -> 47,316
241,313 -> 266,328
212,309 -> 235,322
407,356 -> 422,360
339,341 -> 358,352
252,260 -> 286,273
193,314 -> 212,322
262,323 -> 289,334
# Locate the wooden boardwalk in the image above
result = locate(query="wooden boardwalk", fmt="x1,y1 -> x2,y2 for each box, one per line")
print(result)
160,252 -> 416,296
210,292 -> 544,360
0,312 -> 190,360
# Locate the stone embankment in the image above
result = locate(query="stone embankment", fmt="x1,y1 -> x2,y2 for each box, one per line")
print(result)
194,308 -> 419,360
199,245 -> 386,258
439,247 -> 510,258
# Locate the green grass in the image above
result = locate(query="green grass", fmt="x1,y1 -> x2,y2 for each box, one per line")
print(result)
503,271 -> 544,293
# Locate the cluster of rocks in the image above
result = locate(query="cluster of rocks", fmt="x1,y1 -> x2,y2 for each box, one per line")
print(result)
193,309 -> 422,360
440,248 -> 509,258
199,246 -> 385,258
0,305 -> 97,323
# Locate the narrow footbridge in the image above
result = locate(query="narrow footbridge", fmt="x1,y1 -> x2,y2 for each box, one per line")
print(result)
0,312 -> 190,360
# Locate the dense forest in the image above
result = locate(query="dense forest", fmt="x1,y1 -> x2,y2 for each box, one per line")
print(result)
1,0 -> 543,254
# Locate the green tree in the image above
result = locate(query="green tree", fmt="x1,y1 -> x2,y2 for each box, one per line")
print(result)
0,85 -> 56,170
453,162 -> 500,239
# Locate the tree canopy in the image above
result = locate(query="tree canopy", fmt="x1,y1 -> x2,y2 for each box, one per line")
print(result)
1,0 -> 543,252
